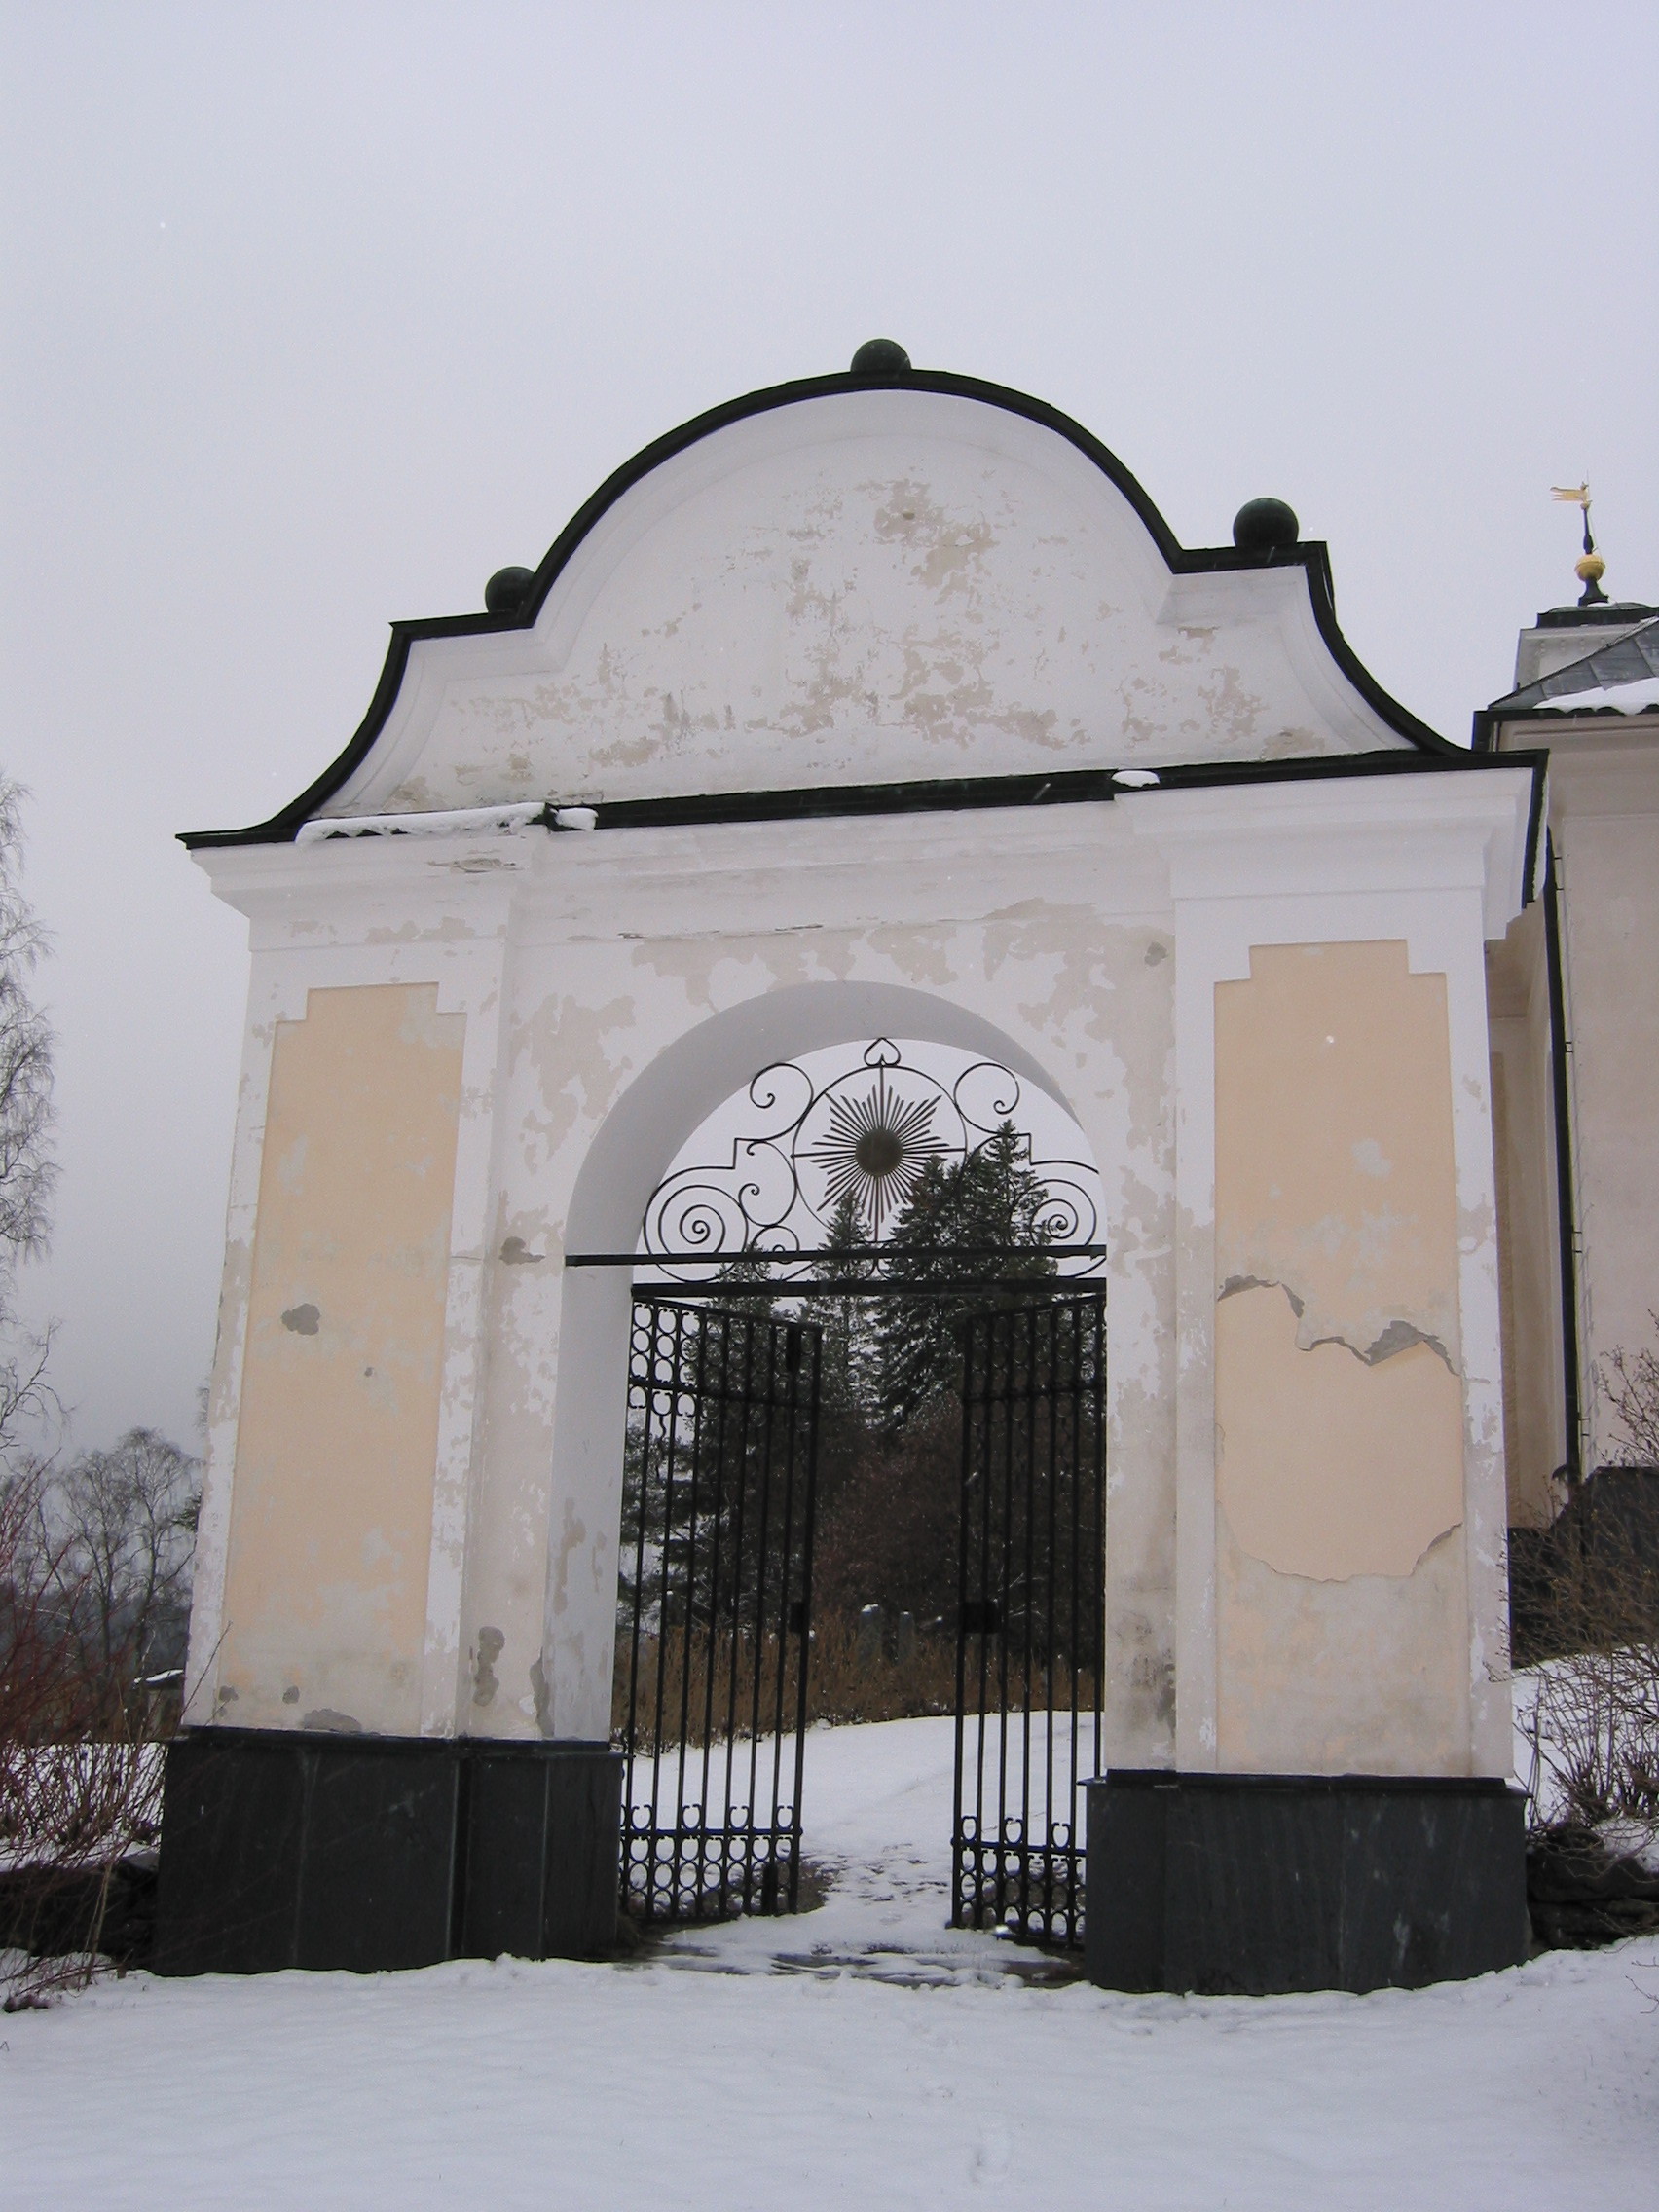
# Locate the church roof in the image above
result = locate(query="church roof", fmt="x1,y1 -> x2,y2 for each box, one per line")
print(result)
1490,616 -> 1659,717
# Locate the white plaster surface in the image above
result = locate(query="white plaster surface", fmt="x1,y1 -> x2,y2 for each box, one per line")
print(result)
1485,712 -> 1659,1485
1548,729 -> 1659,1471
316,389 -> 1419,824
193,804 -> 1179,1752
192,760 -> 1529,1775
1124,769 -> 1532,1775
184,384 -> 1536,1779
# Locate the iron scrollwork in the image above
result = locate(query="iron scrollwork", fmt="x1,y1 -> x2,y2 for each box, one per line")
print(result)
641,1037 -> 1103,1282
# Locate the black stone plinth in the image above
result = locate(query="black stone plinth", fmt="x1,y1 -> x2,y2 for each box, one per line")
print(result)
153,1727 -> 620,1976
1086,1769 -> 1530,1996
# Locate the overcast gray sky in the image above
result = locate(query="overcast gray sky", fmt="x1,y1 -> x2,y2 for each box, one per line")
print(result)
2,1 -> 1655,1454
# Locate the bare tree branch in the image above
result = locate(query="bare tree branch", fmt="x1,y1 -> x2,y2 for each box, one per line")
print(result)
0,777 -> 54,1463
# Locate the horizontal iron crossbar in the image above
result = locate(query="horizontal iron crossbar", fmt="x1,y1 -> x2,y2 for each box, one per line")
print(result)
568,1243 -> 1108,1269
643,1277 -> 1107,1299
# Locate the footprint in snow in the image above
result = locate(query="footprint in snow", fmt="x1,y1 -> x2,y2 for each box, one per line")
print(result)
970,2122 -> 1012,2184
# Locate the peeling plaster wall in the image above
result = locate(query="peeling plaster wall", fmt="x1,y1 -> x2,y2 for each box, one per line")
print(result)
1216,1287 -> 1463,1582
212,983 -> 464,1734
1213,942 -> 1469,1773
1129,773 -> 1530,1782
192,809 -> 1179,1755
189,758 -> 1531,1775
319,391 -> 1413,825
1216,1515 -> 1468,1773
182,372 -> 1536,1781
465,809 -> 1180,1751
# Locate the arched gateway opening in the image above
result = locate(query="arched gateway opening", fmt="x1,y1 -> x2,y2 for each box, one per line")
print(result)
161,348 -> 1535,1993
563,1003 -> 1110,1948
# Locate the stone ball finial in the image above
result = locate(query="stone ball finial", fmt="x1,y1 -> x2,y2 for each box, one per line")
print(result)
1232,498 -> 1301,552
850,338 -> 912,377
485,566 -> 535,616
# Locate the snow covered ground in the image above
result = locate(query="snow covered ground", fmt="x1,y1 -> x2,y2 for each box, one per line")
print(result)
2,1715 -> 1656,2209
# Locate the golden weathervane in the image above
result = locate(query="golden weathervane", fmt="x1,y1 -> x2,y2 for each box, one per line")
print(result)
1552,482 -> 1608,607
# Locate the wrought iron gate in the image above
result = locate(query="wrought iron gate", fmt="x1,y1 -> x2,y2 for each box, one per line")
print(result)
952,1292 -> 1106,1947
616,1297 -> 822,1924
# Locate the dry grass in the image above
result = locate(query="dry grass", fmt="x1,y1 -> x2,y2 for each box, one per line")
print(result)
611,1610 -> 958,1749
804,1608 -> 958,1725
612,1624 -> 806,1754
612,1605 -> 1099,1751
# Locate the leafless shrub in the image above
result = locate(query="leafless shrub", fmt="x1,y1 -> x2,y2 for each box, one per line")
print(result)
1524,1490 -> 1659,1828
1526,1535 -> 1659,1835
0,1465 -> 139,2003
37,1429 -> 200,1719
1601,1313 -> 1659,1470
1520,1323 -> 1659,1945
0,1442 -> 192,2007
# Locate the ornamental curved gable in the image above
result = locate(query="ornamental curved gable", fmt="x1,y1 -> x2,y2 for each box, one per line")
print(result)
186,364 -> 1454,847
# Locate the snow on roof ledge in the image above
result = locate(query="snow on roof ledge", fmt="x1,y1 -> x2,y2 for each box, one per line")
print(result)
295,802 -> 547,843
1531,677 -> 1659,718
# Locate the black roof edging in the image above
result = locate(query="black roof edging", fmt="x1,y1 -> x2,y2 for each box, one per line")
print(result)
180,365 -> 1462,851
587,744 -> 1549,910
228,743 -> 1552,911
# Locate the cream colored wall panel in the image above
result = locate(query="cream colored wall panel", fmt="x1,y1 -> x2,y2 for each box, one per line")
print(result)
1215,941 -> 1461,1371
1216,1514 -> 1468,1775
1212,941 -> 1468,1773
215,983 -> 465,1734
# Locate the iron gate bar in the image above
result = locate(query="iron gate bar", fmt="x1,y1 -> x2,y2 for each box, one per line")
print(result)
618,1300 -> 821,1926
951,1293 -> 1105,1951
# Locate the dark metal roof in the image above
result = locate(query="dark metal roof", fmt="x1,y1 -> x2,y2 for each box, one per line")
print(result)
1491,615 -> 1659,712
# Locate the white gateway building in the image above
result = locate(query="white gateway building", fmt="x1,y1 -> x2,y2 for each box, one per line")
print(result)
154,341 -> 1651,1995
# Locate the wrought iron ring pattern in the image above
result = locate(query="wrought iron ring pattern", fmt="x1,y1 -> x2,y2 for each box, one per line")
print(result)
641,1038 -> 1103,1282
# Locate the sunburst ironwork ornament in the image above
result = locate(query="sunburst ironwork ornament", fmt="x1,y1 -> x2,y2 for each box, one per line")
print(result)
639,1037 -> 1102,1283
795,1039 -> 951,1240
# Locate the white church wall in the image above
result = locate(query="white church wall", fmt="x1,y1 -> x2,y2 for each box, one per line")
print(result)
1547,722 -> 1659,1469
187,757 -> 1530,1780
1125,769 -> 1532,1778
187,801 -> 1184,1757
177,374 -> 1542,1795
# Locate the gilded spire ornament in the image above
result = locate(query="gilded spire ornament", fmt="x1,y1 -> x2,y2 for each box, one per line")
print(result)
1551,481 -> 1609,607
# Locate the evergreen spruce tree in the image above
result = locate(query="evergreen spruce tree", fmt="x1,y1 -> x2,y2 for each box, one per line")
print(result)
871,1121 -> 1056,1431
799,1188 -> 877,1423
